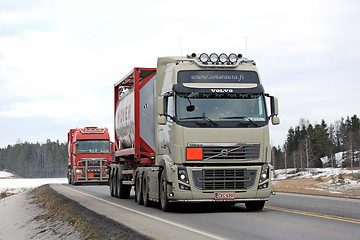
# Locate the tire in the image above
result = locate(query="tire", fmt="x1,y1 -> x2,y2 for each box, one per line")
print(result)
114,170 -> 119,198
135,173 -> 143,205
117,165 -> 131,199
142,174 -> 150,207
67,170 -> 72,184
109,170 -> 115,197
71,170 -> 76,185
160,170 -> 172,212
245,201 -> 265,211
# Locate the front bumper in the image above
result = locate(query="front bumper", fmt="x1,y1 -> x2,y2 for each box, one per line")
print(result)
168,165 -> 271,202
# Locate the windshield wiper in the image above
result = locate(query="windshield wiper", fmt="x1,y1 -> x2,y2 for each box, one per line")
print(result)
220,116 -> 258,127
180,116 -> 218,126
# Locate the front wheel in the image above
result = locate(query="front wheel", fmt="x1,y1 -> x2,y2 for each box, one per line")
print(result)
245,201 -> 265,211
67,170 -> 72,184
160,170 -> 172,212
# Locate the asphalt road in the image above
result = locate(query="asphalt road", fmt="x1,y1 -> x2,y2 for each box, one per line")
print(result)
51,184 -> 360,240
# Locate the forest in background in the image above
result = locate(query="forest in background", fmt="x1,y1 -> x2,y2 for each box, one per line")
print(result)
0,114 -> 359,178
272,114 -> 360,170
0,139 -> 67,178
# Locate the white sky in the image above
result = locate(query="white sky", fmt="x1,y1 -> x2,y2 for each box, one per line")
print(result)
0,0 -> 359,148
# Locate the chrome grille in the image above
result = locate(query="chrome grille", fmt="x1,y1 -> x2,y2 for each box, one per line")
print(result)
192,169 -> 257,190
202,144 -> 259,160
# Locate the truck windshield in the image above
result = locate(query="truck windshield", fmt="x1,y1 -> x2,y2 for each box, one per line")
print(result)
76,140 -> 110,153
176,93 -> 267,128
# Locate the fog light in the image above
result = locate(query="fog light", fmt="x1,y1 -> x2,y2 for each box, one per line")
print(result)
179,183 -> 191,190
258,182 -> 268,189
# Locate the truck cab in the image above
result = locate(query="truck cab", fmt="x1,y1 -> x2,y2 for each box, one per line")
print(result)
155,53 -> 279,210
67,127 -> 113,184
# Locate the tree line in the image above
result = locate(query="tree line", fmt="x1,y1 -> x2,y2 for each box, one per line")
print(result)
1,115 -> 359,177
272,114 -> 360,170
0,139 -> 67,178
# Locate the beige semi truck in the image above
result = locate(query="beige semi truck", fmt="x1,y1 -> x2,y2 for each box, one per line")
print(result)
108,53 -> 279,211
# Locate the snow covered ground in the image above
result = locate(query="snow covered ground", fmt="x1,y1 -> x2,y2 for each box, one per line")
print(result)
274,167 -> 360,180
0,170 -> 67,196
273,168 -> 360,198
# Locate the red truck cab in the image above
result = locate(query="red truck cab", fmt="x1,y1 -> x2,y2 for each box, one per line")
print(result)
67,127 -> 113,185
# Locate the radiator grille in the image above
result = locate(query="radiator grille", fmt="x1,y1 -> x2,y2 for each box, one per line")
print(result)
202,144 -> 260,161
192,169 -> 256,190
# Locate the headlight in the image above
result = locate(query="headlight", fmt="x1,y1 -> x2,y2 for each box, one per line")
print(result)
178,167 -> 189,184
259,164 -> 269,183
209,53 -> 218,63
75,169 -> 83,174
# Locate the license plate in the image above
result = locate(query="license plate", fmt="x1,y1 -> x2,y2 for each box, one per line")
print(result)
214,192 -> 235,200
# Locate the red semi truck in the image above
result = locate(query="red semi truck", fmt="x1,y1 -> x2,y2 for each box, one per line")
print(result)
109,53 -> 279,211
67,127 -> 113,185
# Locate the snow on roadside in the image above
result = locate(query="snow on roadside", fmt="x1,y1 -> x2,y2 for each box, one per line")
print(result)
0,170 -> 67,196
0,170 -> 14,179
273,168 -> 360,180
273,168 -> 360,198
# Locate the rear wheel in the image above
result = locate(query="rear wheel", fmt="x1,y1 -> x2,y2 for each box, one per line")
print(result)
117,165 -> 131,199
135,173 -> 143,205
114,170 -> 119,198
245,201 -> 265,211
109,169 -> 115,197
142,174 -> 150,207
160,170 -> 172,212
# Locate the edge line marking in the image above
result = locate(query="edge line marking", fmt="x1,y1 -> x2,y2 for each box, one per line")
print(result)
57,184 -> 224,240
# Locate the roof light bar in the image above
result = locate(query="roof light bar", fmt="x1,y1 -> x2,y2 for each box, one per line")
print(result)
196,53 -> 242,65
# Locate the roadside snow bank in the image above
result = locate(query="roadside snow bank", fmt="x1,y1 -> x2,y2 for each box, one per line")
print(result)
274,168 -> 360,180
0,170 -> 14,178
0,171 -> 67,196
273,168 -> 360,198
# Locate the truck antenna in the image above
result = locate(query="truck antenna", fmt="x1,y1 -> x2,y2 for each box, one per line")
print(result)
179,34 -> 183,55
245,36 -> 248,57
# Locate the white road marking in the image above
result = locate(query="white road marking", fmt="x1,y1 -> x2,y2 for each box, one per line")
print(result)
58,184 -> 225,240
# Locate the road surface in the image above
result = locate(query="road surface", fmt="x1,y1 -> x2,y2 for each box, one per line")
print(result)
51,184 -> 360,240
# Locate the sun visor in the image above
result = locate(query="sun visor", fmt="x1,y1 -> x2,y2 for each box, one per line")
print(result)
173,83 -> 264,94
175,70 -> 264,93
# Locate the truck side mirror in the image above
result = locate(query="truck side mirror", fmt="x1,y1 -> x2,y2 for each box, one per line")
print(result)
270,96 -> 279,116
272,116 -> 280,125
270,96 -> 280,125
157,97 -> 167,125
158,115 -> 167,125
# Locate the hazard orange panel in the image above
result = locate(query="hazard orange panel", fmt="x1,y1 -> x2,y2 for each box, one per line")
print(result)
88,173 -> 94,178
186,147 -> 203,160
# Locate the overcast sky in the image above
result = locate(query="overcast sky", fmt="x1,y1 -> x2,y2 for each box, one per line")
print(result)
0,0 -> 359,148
